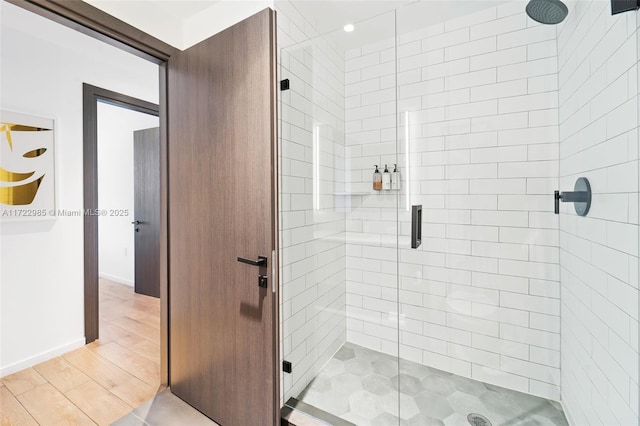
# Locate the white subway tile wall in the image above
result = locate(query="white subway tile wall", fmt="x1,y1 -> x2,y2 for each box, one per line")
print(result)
276,0 -> 348,402
344,3 -> 563,400
557,1 -> 639,425
277,0 -> 640,421
342,14 -> 402,363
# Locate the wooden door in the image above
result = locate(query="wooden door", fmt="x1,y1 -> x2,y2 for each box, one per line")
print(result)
133,127 -> 160,298
168,8 -> 279,426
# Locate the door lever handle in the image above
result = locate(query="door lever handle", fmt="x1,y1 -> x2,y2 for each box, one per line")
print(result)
131,220 -> 140,225
237,256 -> 267,267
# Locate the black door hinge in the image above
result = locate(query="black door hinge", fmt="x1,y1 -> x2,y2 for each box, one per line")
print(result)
280,79 -> 290,91
283,360 -> 292,373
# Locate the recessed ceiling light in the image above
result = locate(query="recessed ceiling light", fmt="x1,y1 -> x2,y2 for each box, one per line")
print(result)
343,24 -> 355,32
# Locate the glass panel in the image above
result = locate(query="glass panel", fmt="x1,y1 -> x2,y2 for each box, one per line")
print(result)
395,0 -> 567,421
281,1 -> 639,425
279,10 -> 400,425
395,1 -> 638,425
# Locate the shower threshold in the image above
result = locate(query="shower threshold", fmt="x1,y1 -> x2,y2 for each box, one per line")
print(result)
294,342 -> 568,426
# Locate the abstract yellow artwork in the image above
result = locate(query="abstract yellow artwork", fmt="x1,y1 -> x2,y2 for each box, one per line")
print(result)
0,111 -> 55,218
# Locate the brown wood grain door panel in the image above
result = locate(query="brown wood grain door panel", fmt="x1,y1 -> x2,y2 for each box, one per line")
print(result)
168,8 -> 278,426
133,127 -> 160,298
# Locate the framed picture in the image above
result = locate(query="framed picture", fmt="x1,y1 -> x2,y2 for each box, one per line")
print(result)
0,110 -> 55,220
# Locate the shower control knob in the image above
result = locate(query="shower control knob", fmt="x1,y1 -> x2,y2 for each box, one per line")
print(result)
554,177 -> 591,216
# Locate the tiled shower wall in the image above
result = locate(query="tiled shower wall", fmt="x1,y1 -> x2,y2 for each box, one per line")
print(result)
343,27 -> 400,359
276,0 -> 348,401
557,1 -> 639,424
278,0 -> 640,416
345,3 -> 564,400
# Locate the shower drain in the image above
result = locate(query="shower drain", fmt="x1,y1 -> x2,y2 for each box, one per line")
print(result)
467,413 -> 492,426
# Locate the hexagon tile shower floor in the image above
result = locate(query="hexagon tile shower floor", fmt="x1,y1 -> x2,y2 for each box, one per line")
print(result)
297,343 -> 568,426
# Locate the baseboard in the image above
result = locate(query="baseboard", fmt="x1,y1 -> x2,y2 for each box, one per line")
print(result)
99,272 -> 133,287
0,337 -> 86,378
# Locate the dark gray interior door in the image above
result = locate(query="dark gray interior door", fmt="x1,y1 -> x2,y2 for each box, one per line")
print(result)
167,8 -> 279,426
133,127 -> 160,298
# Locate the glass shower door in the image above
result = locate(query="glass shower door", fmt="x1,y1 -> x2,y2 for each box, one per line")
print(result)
395,0 -> 583,424
279,10 -> 401,425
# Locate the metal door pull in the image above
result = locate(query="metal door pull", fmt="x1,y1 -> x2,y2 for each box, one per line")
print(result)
411,205 -> 422,249
237,256 -> 267,267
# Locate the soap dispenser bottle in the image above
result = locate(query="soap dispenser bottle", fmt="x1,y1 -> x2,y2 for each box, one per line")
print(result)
382,164 -> 391,190
373,165 -> 382,191
391,164 -> 400,190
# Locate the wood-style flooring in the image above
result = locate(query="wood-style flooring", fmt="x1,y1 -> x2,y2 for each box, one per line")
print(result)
0,279 -> 162,425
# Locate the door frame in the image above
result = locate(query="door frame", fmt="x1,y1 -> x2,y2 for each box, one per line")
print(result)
82,84 -> 160,337
7,0 -> 280,413
6,0 -> 175,387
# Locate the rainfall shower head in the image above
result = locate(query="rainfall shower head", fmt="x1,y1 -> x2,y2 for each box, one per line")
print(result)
526,0 -> 568,24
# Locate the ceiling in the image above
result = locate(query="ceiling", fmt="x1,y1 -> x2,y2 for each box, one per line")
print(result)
293,0 -> 512,51
293,0 -> 413,35
84,0 -> 516,50
86,0 -> 221,47
88,0 -> 220,22
143,0 -> 221,17
292,1 -> 513,35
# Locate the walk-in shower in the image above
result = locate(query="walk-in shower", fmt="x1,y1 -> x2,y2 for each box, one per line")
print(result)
278,0 -> 639,424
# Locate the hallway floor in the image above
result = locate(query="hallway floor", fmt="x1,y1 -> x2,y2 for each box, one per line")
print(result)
297,342 -> 569,426
0,280 -> 162,425
112,389 -> 218,425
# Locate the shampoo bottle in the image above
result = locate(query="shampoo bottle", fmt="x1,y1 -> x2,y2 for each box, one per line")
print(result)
391,164 -> 400,190
382,164 -> 391,190
373,165 -> 382,191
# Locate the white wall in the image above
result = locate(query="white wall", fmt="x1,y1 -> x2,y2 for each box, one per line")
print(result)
86,0 -> 274,50
85,0 -> 183,48
0,1 -> 158,376
276,0 -> 348,401
97,103 -> 159,286
341,13 -> 401,362
183,1 -> 274,49
557,1 -> 639,424
344,1 -> 562,401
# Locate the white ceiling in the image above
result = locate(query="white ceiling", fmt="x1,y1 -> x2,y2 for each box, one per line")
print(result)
292,1 -> 513,51
292,1 -> 513,35
144,0 -> 221,17
87,0 -> 278,48
84,0 -> 517,50
292,0 -> 413,35
88,0 -> 220,22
